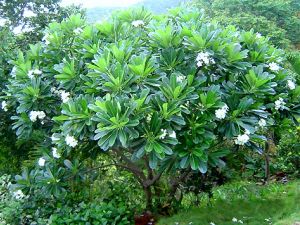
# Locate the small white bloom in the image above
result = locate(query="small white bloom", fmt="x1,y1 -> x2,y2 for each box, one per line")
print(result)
268,62 -> 280,72
275,97 -> 286,111
245,129 -> 250,135
37,111 -> 46,120
38,157 -> 46,166
74,27 -> 83,35
258,118 -> 266,127
169,131 -> 176,138
210,222 -> 216,225
42,33 -> 51,45
215,105 -> 229,120
28,70 -> 34,79
235,133 -> 250,145
287,80 -> 296,90
159,129 -> 167,139
132,20 -> 145,27
29,111 -> 38,122
13,190 -> 25,200
1,101 -> 8,111
232,217 -> 238,222
238,220 -> 243,224
65,135 -> 78,148
176,75 -> 185,82
60,90 -> 70,103
52,147 -> 61,159
33,69 -> 42,75
256,32 -> 262,38
29,111 -> 46,122
196,52 -> 214,68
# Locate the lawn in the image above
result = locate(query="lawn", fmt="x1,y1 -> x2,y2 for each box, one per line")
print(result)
158,181 -> 300,225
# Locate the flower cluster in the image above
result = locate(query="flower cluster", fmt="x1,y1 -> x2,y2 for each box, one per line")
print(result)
38,157 -> 46,166
28,69 -> 42,79
268,62 -> 280,72
73,27 -> 83,35
132,20 -> 145,27
215,104 -> 229,120
29,111 -> 46,122
274,97 -> 286,111
176,74 -> 185,82
159,129 -> 177,139
287,80 -> 296,90
65,135 -> 78,147
196,52 -> 215,68
12,190 -> 25,200
60,90 -> 70,103
232,217 -> 243,224
52,147 -> 61,159
258,118 -> 267,127
1,101 -> 8,111
234,130 -> 250,145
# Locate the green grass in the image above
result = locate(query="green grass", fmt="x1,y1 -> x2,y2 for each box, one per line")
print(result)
158,181 -> 300,225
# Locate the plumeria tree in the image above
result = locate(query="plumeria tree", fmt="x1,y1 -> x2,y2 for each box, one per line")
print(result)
3,7 -> 300,211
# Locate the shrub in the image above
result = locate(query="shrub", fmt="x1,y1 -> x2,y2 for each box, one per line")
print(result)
3,7 -> 300,213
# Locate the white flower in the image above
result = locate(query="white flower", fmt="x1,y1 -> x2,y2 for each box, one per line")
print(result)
268,62 -> 280,72
1,101 -> 8,111
215,104 -> 229,120
245,129 -> 250,135
60,90 -> 70,103
196,52 -> 215,68
28,70 -> 34,79
258,118 -> 266,127
33,69 -> 42,75
38,157 -> 46,167
13,190 -> 25,200
65,135 -> 78,148
42,33 -> 51,45
52,147 -> 61,159
238,220 -> 243,224
11,66 -> 17,77
287,80 -> 296,90
256,32 -> 262,38
235,133 -> 250,145
232,217 -> 238,222
176,75 -> 185,82
169,131 -> 176,138
29,111 -> 46,122
210,223 -> 216,225
51,133 -> 60,142
275,97 -> 286,111
74,27 -> 83,34
132,20 -> 145,27
38,111 -> 46,120
159,129 -> 167,139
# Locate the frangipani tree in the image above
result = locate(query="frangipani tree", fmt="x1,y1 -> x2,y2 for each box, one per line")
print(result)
3,7 -> 300,210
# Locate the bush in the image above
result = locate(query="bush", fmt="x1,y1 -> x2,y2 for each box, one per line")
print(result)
2,6 -> 300,213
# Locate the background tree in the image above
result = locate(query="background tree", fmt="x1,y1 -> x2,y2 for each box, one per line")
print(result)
0,0 -> 83,174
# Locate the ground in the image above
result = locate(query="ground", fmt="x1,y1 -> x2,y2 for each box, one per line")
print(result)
158,180 -> 300,225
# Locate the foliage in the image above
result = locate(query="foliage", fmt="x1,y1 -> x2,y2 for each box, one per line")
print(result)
195,0 -> 300,49
2,6 -> 300,212
276,126 -> 300,177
